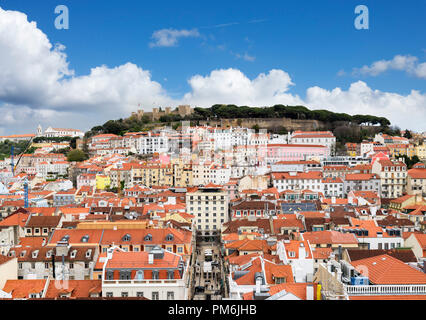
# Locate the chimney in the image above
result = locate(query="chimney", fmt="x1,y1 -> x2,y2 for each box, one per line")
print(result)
255,276 -> 261,294
148,253 -> 154,264
306,284 -> 314,300
299,242 -> 306,259
107,248 -> 114,260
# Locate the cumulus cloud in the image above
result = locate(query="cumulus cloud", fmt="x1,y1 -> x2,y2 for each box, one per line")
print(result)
353,54 -> 426,79
182,69 -> 303,107
149,28 -> 200,48
0,7 -> 175,127
305,81 -> 426,131
0,6 -> 425,135
0,7 -> 73,106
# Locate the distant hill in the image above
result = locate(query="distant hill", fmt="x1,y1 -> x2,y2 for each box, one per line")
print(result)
85,104 -> 398,147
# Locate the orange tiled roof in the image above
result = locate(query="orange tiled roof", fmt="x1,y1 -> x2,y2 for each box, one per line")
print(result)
302,230 -> 358,245
44,280 -> 102,298
408,168 -> 426,179
268,283 -> 318,300
2,280 -> 46,298
352,254 -> 426,285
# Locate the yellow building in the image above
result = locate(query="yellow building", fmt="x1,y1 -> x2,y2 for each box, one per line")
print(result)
415,144 -> 426,161
131,163 -> 173,188
387,144 -> 416,158
171,159 -> 193,187
96,174 -> 111,190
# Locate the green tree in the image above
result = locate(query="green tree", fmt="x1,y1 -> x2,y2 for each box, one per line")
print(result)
67,149 -> 87,162
403,130 -> 412,139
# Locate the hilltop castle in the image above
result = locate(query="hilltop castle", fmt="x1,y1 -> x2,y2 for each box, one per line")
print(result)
131,105 -> 194,122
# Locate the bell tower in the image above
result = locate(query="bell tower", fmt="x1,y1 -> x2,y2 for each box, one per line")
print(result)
37,124 -> 43,137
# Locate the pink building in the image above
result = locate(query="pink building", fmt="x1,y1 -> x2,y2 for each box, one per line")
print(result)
266,144 -> 329,164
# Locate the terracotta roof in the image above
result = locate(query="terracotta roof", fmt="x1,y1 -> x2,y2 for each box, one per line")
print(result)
271,171 -> 322,180
2,280 -> 47,298
272,219 -> 304,234
10,245 -> 97,262
351,254 -> 426,284
0,255 -> 14,265
25,215 -> 61,228
391,194 -> 415,204
302,231 -> 358,245
233,257 -> 294,285
345,173 -> 378,181
106,250 -> 181,272
222,219 -> 272,235
346,248 -> 417,263
268,283 -> 318,300
408,168 -> 426,179
311,247 -> 333,259
0,212 -> 30,228
413,233 -> 426,249
44,280 -> 102,298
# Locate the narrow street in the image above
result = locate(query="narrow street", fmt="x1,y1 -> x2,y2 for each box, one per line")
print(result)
189,235 -> 228,300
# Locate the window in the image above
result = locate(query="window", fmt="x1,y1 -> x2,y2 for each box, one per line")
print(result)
69,263 -> 74,269
121,292 -> 128,297
137,292 -> 144,298
167,292 -> 174,300
152,270 -> 159,280
45,263 -> 49,269
152,292 -> 159,300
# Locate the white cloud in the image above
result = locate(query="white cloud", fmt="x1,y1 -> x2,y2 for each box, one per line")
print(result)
354,54 -> 426,79
0,6 -> 425,135
149,28 -> 200,48
0,7 -> 175,125
0,7 -> 73,106
305,81 -> 426,131
182,69 -> 303,107
235,52 -> 256,62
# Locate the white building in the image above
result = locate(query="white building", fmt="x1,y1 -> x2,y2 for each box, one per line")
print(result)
101,246 -> 189,300
135,132 -> 168,155
43,127 -> 84,138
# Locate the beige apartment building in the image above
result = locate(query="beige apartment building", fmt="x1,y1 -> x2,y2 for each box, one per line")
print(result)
372,159 -> 407,199
407,165 -> 426,196
186,184 -> 229,236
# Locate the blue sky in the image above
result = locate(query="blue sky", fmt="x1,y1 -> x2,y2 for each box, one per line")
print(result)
0,0 -> 425,134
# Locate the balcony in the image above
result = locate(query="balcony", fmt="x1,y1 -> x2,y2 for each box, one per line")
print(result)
345,284 -> 426,296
